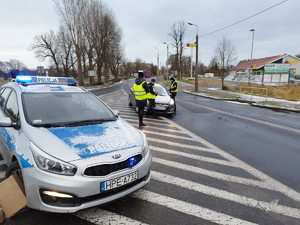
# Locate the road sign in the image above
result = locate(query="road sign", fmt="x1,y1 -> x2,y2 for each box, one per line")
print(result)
186,43 -> 196,47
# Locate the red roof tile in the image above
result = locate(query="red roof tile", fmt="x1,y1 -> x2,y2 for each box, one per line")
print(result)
231,54 -> 287,70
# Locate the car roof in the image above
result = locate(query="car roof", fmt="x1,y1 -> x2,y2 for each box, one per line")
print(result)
3,75 -> 85,93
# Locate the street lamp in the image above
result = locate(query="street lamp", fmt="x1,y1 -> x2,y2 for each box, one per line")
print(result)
188,22 -> 199,92
163,42 -> 169,77
249,29 -> 255,77
154,47 -> 160,77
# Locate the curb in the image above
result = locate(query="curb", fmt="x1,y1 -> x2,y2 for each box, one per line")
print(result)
182,90 -> 300,113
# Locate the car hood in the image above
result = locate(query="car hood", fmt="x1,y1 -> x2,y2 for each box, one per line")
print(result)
25,119 -> 142,162
155,95 -> 171,104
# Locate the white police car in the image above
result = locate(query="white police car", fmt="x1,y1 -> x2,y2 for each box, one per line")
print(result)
0,76 -> 151,213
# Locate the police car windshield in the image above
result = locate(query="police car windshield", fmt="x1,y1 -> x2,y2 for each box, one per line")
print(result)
155,85 -> 167,96
23,92 -> 116,127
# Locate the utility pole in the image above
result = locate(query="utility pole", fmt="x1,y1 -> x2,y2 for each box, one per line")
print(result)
195,34 -> 199,92
188,22 -> 199,92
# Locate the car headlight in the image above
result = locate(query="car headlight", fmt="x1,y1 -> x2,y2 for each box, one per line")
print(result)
30,142 -> 77,176
141,132 -> 149,157
169,98 -> 174,106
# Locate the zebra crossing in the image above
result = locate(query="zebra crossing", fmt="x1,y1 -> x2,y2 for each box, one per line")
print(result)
81,90 -> 300,224
0,89 -> 300,224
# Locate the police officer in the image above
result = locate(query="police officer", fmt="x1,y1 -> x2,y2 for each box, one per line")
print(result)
169,77 -> 178,112
146,78 -> 158,118
133,72 -> 150,127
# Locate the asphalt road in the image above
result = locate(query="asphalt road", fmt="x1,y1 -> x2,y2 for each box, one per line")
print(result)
1,80 -> 300,224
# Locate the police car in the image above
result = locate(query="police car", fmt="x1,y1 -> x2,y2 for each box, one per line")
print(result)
0,76 -> 151,213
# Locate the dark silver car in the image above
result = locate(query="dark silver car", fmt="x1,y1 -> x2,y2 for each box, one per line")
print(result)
128,83 -> 175,116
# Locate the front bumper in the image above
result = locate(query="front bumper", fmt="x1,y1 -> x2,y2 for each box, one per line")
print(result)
23,150 -> 152,213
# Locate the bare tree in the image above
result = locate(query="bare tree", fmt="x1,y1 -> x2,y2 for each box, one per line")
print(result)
8,59 -> 26,71
215,36 -> 237,90
58,25 -> 76,77
168,21 -> 186,80
54,0 -> 86,86
30,30 -> 61,75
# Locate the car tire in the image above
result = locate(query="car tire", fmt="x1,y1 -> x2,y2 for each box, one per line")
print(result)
5,161 -> 22,180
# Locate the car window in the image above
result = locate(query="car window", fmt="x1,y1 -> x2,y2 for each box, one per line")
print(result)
0,88 -> 12,110
5,91 -> 19,122
23,92 -> 115,126
154,85 -> 168,96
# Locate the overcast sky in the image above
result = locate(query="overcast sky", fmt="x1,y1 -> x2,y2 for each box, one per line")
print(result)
0,0 -> 299,69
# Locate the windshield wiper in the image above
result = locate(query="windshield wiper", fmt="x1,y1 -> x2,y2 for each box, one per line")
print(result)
62,118 -> 116,127
34,123 -> 64,128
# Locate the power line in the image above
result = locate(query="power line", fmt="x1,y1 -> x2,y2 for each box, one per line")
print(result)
199,0 -> 288,38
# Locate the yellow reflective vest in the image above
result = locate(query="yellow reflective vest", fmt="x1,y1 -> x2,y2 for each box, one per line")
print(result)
147,85 -> 156,100
133,81 -> 147,100
170,81 -> 178,93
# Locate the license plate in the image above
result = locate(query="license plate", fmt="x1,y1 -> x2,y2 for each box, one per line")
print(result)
100,171 -> 138,192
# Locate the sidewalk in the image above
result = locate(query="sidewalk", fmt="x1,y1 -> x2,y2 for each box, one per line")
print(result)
179,82 -> 300,113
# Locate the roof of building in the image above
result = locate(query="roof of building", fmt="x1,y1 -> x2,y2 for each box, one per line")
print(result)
231,54 -> 287,70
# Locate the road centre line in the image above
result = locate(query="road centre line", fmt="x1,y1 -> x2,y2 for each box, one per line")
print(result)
147,137 -> 214,154
132,189 -> 257,225
161,117 -> 300,202
151,171 -> 300,219
76,208 -> 147,225
151,146 -> 235,167
143,130 -> 194,141
152,157 -> 272,190
178,99 -> 300,135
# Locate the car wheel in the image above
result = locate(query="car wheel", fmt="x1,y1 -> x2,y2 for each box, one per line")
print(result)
5,161 -> 23,181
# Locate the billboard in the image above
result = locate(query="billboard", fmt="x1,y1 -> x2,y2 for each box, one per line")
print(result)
264,63 -> 290,74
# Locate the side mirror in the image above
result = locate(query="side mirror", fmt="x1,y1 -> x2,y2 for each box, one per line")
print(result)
0,117 -> 12,127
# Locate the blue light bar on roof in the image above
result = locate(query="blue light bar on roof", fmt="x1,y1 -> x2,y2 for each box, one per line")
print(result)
15,76 -> 77,86
15,75 -> 33,83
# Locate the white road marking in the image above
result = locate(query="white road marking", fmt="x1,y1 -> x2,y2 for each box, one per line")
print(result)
225,101 -> 250,105
178,99 -> 300,135
151,146 -> 234,167
76,208 -> 147,225
151,171 -> 300,219
153,157 -> 271,188
162,117 -> 300,202
124,118 -> 174,127
132,190 -> 258,225
143,130 -> 194,141
147,137 -> 215,154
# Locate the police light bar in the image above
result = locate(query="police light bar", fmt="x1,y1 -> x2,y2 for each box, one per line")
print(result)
15,76 -> 77,86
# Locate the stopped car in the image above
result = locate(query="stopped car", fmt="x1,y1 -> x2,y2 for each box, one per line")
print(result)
0,76 -> 151,213
128,83 -> 175,116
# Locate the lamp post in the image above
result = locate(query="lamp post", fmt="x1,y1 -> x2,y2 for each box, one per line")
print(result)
188,22 -> 199,92
163,42 -> 169,78
249,29 -> 255,77
154,47 -> 160,77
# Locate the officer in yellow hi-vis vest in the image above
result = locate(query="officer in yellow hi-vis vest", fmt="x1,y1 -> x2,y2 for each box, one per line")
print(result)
133,72 -> 150,127
146,78 -> 158,118
169,77 -> 178,112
